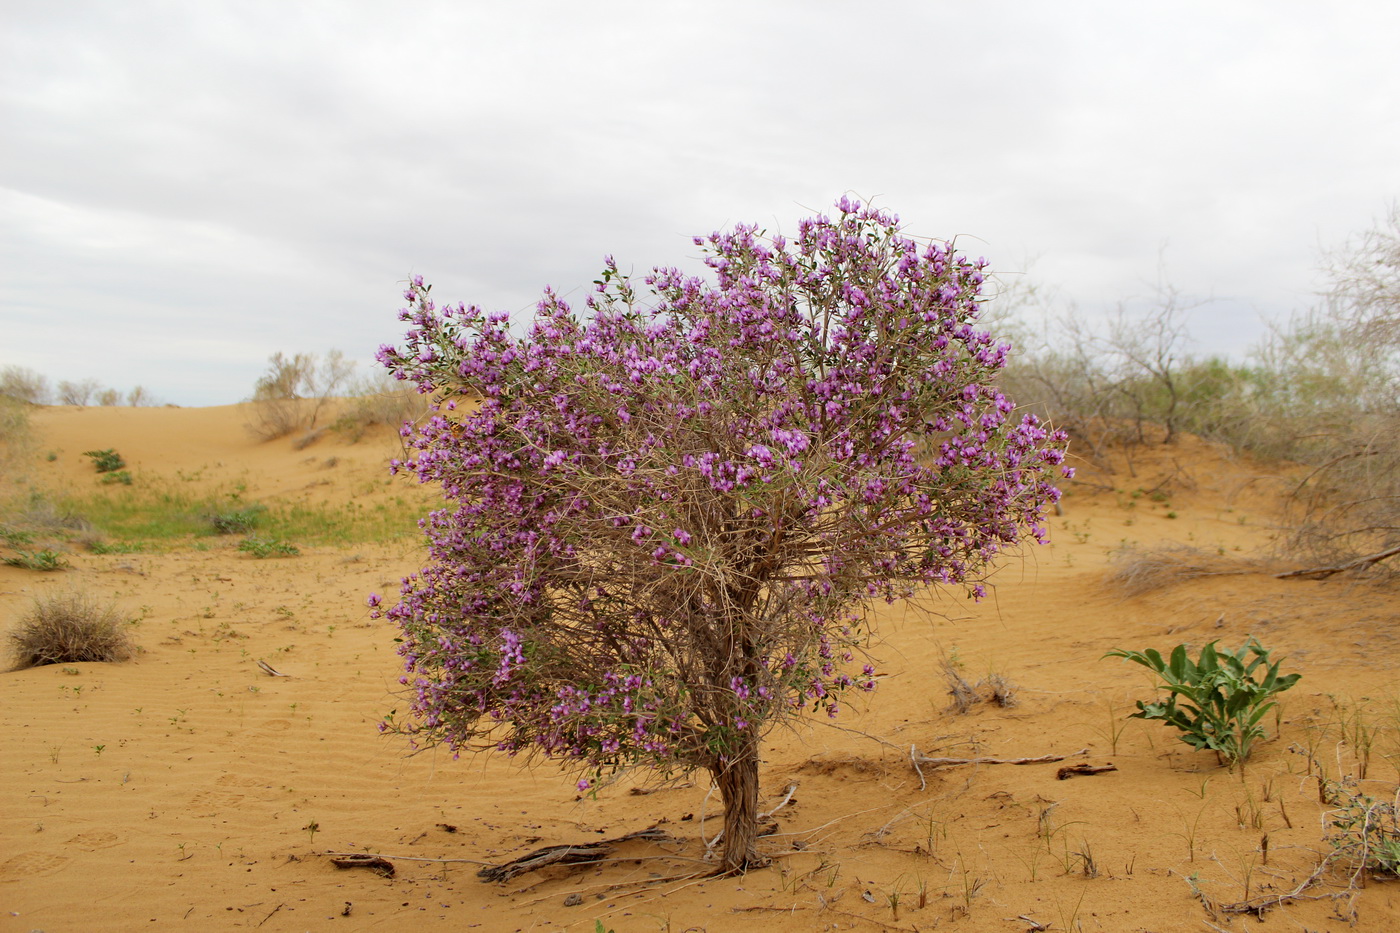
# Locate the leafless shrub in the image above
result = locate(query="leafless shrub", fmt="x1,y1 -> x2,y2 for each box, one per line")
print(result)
58,379 -> 102,406
1105,543 -> 1263,596
246,350 -> 357,441
126,385 -> 157,407
8,590 -> 135,669
993,276 -> 1207,474
0,366 -> 51,405
1262,206 -> 1400,575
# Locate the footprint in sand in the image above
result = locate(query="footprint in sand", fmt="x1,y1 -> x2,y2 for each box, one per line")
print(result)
66,831 -> 121,850
216,774 -> 262,788
188,791 -> 245,814
0,852 -> 70,881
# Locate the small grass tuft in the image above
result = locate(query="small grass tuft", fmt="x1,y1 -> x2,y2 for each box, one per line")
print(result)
8,590 -> 135,669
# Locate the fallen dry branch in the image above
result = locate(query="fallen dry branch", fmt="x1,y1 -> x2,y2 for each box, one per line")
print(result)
328,854 -> 395,877
478,827 -> 669,883
1216,856 -> 1336,916
1275,543 -> 1400,579
910,745 -> 1086,791
1056,763 -> 1119,780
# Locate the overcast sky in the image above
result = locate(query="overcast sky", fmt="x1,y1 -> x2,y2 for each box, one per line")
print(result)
3,1 -> 1398,406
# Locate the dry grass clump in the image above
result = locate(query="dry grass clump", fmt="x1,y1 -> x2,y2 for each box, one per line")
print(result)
8,591 -> 136,669
1105,543 -> 1263,596
941,656 -> 1018,713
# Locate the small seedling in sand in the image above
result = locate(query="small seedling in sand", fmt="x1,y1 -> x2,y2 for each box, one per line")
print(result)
304,820 -> 320,844
1104,639 -> 1300,767
93,744 -> 105,756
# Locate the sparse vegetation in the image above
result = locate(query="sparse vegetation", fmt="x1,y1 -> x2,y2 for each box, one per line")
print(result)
992,205 -> 1400,578
206,504 -> 265,535
7,590 -> 135,668
1105,542 -> 1263,596
2,548 -> 69,571
237,536 -> 300,558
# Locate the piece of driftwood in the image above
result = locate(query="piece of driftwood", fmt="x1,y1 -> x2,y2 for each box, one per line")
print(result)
1056,763 -> 1119,780
1275,544 -> 1400,579
478,827 -> 668,883
257,659 -> 288,677
910,746 -> 1087,791
329,854 -> 395,877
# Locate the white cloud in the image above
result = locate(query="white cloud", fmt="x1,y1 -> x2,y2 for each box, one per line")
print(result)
3,0 -> 1397,404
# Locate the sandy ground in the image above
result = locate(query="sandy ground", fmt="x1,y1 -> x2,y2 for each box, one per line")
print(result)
2,404 -> 1398,932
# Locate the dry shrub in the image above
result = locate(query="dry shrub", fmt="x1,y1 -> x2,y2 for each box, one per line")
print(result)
245,351 -> 355,441
8,591 -> 135,669
1105,543 -> 1263,596
331,372 -> 429,441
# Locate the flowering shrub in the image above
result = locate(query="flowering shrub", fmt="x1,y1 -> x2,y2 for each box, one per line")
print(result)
376,198 -> 1070,871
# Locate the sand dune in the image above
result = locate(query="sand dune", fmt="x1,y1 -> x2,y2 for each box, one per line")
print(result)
2,404 -> 1397,932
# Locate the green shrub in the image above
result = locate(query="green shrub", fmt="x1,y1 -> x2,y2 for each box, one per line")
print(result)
237,536 -> 299,558
82,449 -> 126,473
8,590 -> 135,668
99,470 -> 133,486
207,504 -> 266,535
1104,639 -> 1300,767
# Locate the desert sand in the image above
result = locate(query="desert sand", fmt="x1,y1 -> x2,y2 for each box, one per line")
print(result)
2,403 -> 1397,932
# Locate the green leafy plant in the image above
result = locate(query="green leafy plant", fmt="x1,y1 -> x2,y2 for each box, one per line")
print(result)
237,536 -> 300,558
100,470 -> 133,486
1104,639 -> 1301,767
3,549 -> 69,571
82,449 -> 126,473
